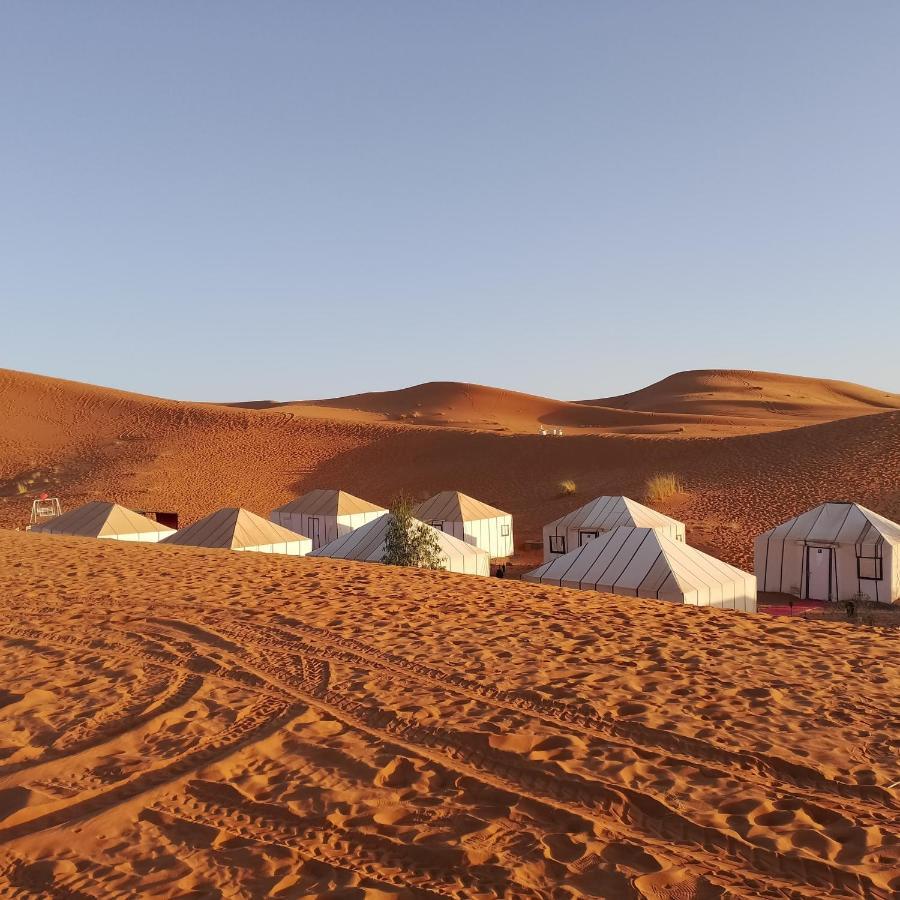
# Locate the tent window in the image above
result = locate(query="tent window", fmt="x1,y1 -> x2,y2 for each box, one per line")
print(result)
500,524 -> 510,536
549,535 -> 566,554
857,553 -> 883,580
430,521 -> 444,532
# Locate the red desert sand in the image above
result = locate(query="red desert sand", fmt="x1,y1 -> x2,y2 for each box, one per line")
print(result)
0,367 -> 899,896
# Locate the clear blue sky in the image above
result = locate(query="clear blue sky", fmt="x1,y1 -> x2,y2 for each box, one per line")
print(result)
2,2 -> 898,401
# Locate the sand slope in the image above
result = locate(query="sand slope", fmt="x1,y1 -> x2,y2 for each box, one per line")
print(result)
3,368 -> 900,570
234,370 -> 900,436
585,369 -> 900,422
0,529 -> 896,897
228,381 -> 733,436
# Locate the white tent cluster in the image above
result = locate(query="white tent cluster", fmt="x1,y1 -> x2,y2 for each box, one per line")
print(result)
270,489 -> 386,550
755,502 -> 900,604
527,494 -> 756,612
27,490 -> 900,607
309,513 -> 490,576
542,495 -> 684,562
413,491 -> 513,559
525,526 -> 756,612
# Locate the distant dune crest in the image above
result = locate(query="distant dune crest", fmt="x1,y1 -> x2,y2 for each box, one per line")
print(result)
232,369 -> 900,435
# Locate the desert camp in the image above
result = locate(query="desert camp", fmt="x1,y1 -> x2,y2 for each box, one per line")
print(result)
3,4 -> 900,895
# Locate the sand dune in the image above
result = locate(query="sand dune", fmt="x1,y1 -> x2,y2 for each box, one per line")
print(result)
231,370 -> 900,437
228,381 -> 726,436
3,367 -> 900,571
0,529 -> 895,897
584,368 -> 900,422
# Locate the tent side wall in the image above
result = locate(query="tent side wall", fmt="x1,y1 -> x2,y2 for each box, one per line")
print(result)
461,515 -> 514,559
98,530 -> 175,544
426,517 -> 513,560
755,533 -> 900,604
891,541 -> 900,603
235,539 -> 311,556
271,509 -> 385,549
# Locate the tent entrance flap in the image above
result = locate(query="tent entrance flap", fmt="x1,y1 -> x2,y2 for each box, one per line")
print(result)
805,546 -> 834,601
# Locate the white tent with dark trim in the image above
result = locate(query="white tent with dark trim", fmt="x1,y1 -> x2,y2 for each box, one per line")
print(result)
542,496 -> 685,562
29,501 -> 176,543
413,491 -> 513,559
270,489 -> 386,550
310,513 -> 490,576
525,527 -> 756,611
755,502 -> 900,604
161,508 -> 312,556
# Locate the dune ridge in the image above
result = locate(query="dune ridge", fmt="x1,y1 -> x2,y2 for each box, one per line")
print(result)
2,367 -> 900,569
0,529 -> 896,897
230,369 -> 900,435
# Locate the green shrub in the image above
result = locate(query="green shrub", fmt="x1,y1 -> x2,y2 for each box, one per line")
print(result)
382,494 -> 445,570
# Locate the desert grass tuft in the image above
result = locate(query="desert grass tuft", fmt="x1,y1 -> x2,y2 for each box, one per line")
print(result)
645,473 -> 682,504
559,479 -> 577,496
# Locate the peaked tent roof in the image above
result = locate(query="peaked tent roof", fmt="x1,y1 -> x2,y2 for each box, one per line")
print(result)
30,501 -> 173,538
272,489 -> 385,517
414,491 -> 509,523
545,495 -> 681,534
162,508 -> 309,549
756,502 -> 900,551
309,514 -> 488,566
525,527 -> 753,602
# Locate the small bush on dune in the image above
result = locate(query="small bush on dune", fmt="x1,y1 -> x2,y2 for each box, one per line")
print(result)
559,479 -> 577,496
645,473 -> 682,503
382,494 -> 445,570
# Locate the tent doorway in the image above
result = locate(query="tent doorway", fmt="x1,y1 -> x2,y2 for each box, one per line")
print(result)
805,546 -> 834,601
307,516 -> 321,548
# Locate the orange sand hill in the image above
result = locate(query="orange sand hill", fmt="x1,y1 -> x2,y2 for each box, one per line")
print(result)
235,370 -> 900,436
2,367 -> 900,569
585,369 -> 900,424
0,529 -> 896,897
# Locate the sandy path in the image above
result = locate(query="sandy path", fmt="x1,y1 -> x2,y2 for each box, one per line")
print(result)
0,530 -> 896,897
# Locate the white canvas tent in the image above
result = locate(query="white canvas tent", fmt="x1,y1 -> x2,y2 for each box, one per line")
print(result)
161,508 -> 312,556
413,491 -> 513,559
525,527 -> 756,612
310,514 -> 490,576
755,502 -> 900,604
542,495 -> 685,562
29,501 -> 176,543
270,489 -> 386,550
